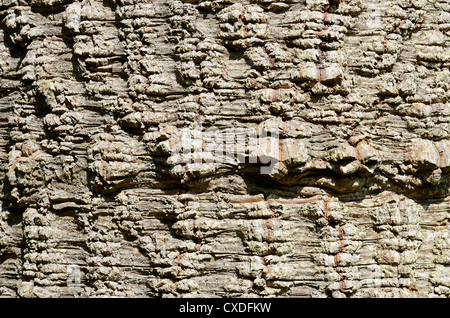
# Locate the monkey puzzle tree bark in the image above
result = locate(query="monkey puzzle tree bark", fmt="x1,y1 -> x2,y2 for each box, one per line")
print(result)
0,0 -> 449,298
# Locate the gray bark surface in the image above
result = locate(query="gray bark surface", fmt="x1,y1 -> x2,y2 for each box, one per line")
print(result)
0,0 -> 449,297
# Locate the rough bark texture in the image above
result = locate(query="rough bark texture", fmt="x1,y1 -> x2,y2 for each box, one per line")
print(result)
0,0 -> 449,298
